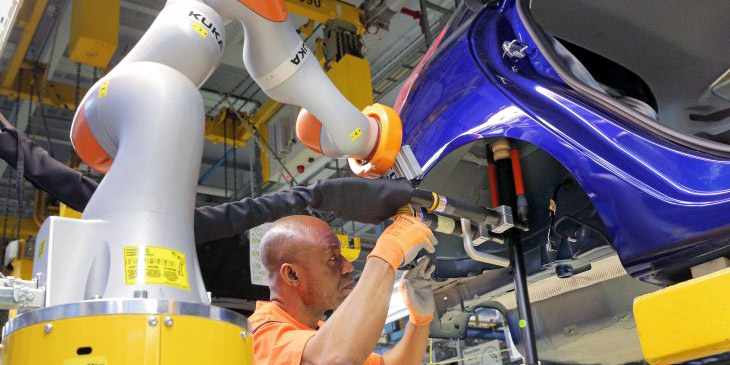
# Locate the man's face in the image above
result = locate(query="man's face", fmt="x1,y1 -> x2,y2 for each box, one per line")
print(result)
296,224 -> 355,311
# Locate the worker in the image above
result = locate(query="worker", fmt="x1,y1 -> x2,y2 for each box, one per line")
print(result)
251,214 -> 436,365
0,113 -> 414,243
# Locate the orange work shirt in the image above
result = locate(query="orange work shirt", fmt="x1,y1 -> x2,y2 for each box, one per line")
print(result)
250,301 -> 383,365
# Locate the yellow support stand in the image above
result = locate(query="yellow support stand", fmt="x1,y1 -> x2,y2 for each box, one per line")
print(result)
634,267 -> 730,364
69,0 -> 120,67
59,203 -> 82,220
204,109 -> 252,147
0,215 -> 40,241
326,54 -> 374,110
1,300 -> 253,365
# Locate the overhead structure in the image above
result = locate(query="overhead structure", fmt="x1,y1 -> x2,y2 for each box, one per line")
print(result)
0,0 -> 48,90
285,0 -> 364,33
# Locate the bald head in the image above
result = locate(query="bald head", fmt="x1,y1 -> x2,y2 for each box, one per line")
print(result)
259,215 -> 355,313
260,215 -> 335,277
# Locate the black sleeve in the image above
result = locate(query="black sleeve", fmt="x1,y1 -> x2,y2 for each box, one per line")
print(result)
193,185 -> 313,243
308,177 -> 413,224
0,114 -> 97,212
0,113 -> 411,244
192,177 -> 413,243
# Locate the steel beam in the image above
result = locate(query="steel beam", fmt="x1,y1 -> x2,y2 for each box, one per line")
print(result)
44,0 -> 71,78
0,71 -> 88,110
1,0 -> 50,89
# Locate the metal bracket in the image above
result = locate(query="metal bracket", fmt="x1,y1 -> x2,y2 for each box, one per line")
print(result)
489,205 -> 514,234
502,40 -> 529,59
391,145 -> 423,181
473,223 -> 505,246
0,276 -> 45,311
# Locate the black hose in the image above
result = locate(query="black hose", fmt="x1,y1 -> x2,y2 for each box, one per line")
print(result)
410,189 -> 501,225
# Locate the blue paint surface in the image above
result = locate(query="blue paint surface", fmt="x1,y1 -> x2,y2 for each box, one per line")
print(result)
397,1 -> 730,281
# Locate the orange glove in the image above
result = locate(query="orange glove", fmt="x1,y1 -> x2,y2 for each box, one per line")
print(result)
367,213 -> 437,273
399,256 -> 436,326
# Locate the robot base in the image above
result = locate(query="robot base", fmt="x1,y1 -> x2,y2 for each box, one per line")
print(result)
1,299 -> 252,364
34,216 -> 209,307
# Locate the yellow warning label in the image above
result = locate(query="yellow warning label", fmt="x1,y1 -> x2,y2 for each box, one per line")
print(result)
350,127 -> 363,141
37,238 -> 46,259
192,23 -> 208,38
98,81 -> 109,98
124,246 -> 189,291
64,356 -> 108,365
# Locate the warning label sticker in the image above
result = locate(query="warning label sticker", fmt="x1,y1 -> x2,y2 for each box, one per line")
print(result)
192,23 -> 208,38
98,80 -> 109,98
124,246 -> 189,291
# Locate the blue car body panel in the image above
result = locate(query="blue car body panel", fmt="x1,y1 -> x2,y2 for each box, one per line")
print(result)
398,1 -> 730,282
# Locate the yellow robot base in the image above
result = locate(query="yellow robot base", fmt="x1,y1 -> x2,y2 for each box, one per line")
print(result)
0,299 -> 253,365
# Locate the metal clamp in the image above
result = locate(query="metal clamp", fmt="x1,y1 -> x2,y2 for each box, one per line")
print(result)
390,145 -> 423,181
0,276 -> 45,311
472,223 -> 505,246
489,205 -> 514,234
502,40 -> 529,59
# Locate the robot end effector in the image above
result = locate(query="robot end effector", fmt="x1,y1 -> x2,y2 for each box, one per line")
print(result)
295,104 -> 402,179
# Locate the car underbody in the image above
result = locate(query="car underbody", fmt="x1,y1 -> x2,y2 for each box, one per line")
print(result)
402,1 -> 730,363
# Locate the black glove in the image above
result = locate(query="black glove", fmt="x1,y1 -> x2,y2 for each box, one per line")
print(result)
310,177 -> 414,224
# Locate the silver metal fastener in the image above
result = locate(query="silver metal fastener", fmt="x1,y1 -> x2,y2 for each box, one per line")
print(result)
44,323 -> 53,334
148,316 -> 158,327
502,40 -> 529,59
164,317 -> 174,327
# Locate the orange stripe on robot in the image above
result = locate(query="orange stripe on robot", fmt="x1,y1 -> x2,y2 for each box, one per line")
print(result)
238,0 -> 288,22
70,101 -> 113,174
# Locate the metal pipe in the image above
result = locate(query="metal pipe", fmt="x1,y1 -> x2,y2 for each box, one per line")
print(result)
198,147 -> 236,184
493,142 -> 539,364
508,230 -> 538,363
410,189 -> 502,226
424,1 -> 453,15
460,218 -> 510,267
418,0 -> 434,46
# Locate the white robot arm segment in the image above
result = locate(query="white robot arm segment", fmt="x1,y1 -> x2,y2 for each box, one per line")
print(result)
204,0 -> 396,163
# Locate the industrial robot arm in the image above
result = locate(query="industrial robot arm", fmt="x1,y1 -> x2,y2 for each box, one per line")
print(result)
204,0 -> 402,177
61,0 -> 402,304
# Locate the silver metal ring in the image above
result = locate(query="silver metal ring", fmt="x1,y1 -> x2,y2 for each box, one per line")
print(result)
3,299 -> 249,338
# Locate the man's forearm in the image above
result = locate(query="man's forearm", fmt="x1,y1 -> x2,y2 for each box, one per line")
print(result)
193,186 -> 312,242
0,114 -> 98,212
383,321 -> 430,365
0,115 -> 408,244
303,258 -> 395,364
